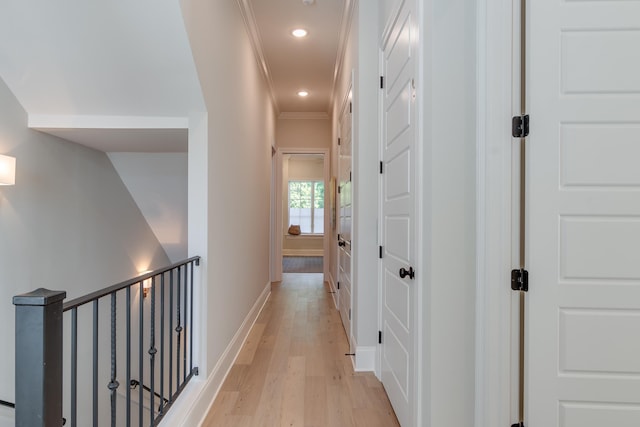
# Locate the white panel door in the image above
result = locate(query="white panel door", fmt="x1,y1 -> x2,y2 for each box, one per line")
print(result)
528,1 -> 640,425
380,0 -> 417,425
338,93 -> 353,345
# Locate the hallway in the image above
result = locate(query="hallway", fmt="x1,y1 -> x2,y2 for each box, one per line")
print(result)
202,273 -> 399,427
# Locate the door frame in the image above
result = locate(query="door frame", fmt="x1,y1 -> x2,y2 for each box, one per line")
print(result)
273,147 -> 330,283
475,0 -> 518,425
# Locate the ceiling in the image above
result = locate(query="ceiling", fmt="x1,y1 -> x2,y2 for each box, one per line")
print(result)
0,0 -> 349,152
246,0 -> 348,114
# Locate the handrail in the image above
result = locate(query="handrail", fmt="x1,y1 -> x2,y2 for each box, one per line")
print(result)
0,399 -> 15,408
63,256 -> 200,311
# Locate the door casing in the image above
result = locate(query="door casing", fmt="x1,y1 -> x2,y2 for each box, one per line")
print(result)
476,0 -> 524,425
273,147 -> 330,283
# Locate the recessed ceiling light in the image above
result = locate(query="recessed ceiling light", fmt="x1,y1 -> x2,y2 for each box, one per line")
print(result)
298,91 -> 309,97
292,28 -> 308,38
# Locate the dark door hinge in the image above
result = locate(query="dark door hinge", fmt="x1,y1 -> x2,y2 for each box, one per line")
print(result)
379,246 -> 383,259
380,76 -> 384,89
338,186 -> 341,194
512,115 -> 530,138
337,281 -> 340,290
511,269 -> 529,292
349,102 -> 352,113
378,330 -> 382,344
349,171 -> 352,182
338,137 -> 341,146
380,161 -> 383,174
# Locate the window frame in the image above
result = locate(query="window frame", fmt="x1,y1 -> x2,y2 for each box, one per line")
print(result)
287,179 -> 325,235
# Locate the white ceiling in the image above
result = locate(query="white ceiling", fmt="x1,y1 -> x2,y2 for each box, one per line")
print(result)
35,128 -> 188,153
0,0 -> 348,152
0,0 -> 204,118
247,0 -> 348,114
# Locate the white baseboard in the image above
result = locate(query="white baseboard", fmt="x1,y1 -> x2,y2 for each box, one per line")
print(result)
354,346 -> 376,372
158,282 -> 271,427
282,249 -> 324,257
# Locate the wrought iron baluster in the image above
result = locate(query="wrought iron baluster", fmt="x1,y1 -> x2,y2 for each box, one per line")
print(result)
189,261 -> 195,374
160,273 -> 165,414
43,257 -> 200,427
108,292 -> 119,427
139,282 -> 144,427
149,276 -> 157,424
182,265 -> 187,382
169,270 -> 174,400
71,308 -> 78,427
93,300 -> 99,427
176,266 -> 182,388
126,287 -> 131,427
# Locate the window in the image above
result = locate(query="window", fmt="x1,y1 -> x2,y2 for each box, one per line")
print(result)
288,181 -> 324,234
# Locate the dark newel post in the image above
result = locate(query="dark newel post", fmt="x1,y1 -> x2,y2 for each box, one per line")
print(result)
13,288 -> 66,427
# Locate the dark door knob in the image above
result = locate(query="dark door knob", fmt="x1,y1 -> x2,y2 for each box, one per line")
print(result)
399,266 -> 415,279
338,241 -> 346,247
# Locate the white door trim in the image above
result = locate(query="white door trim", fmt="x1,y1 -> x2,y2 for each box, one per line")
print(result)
475,0 -> 517,425
273,147 -> 330,283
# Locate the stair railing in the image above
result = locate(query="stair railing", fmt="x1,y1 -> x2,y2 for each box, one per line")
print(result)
13,256 -> 200,427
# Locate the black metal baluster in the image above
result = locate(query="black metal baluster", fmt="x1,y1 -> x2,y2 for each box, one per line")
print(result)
139,282 -> 144,427
182,265 -> 187,382
38,258 -> 200,427
169,270 -> 174,400
71,308 -> 78,427
108,292 -> 119,427
126,287 -> 131,427
159,273 -> 165,414
176,266 -> 182,389
93,300 -> 99,427
189,261 -> 194,374
149,277 -> 157,424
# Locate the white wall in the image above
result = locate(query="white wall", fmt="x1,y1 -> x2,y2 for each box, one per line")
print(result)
332,0 -> 380,366
285,155 -> 324,181
0,77 -> 170,407
176,0 -> 276,424
417,0 -> 477,425
353,0 -> 381,357
108,152 -> 188,263
276,117 -> 330,149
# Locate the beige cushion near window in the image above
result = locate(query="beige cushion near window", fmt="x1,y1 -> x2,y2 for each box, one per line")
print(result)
288,225 -> 301,235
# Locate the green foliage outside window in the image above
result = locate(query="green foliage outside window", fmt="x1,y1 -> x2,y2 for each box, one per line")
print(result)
289,180 -> 324,234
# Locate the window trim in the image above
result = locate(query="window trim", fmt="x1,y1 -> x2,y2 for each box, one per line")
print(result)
287,180 -> 325,235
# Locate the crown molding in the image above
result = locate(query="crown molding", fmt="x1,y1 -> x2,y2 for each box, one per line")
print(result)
235,0 -> 280,115
330,0 -> 356,116
278,112 -> 330,120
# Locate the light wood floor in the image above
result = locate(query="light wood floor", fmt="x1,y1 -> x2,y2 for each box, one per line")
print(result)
202,273 -> 400,427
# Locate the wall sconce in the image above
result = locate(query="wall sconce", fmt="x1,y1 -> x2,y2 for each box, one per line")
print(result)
0,155 -> 16,186
140,271 -> 153,298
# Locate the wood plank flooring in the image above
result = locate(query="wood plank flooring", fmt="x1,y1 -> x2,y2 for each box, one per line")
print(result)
202,273 -> 400,427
